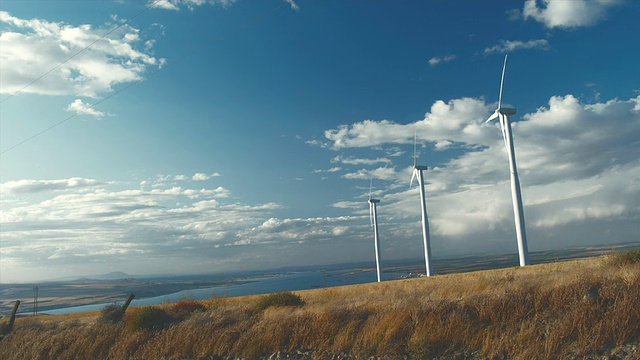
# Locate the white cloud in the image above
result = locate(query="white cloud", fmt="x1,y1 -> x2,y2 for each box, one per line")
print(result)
66,99 -> 106,118
506,8 -> 522,21
331,155 -> 392,165
285,0 -> 299,11
428,54 -> 456,66
325,97 -> 493,150
232,216 -> 361,246
192,172 -> 222,180
0,177 -> 100,195
331,201 -> 362,209
343,167 -> 400,181
150,0 -> 180,11
0,11 -> 160,98
192,173 -> 209,181
523,0 -> 623,28
149,0 -> 237,11
385,147 -> 405,157
314,167 -> 342,174
324,94 -> 640,244
2,93 -> 638,282
0,179 -> 281,281
484,39 -> 550,54
434,140 -> 453,150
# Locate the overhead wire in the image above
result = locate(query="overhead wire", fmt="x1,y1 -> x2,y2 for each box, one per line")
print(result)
0,0 -> 291,156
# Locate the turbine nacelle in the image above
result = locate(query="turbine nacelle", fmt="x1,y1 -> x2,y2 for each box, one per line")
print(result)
498,106 -> 516,115
486,107 -> 516,123
368,198 -> 380,204
410,166 -> 428,188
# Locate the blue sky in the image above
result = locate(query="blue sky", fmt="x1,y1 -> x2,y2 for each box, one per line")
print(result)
1,0 -> 639,283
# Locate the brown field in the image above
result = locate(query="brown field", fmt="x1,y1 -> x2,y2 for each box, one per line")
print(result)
1,250 -> 639,359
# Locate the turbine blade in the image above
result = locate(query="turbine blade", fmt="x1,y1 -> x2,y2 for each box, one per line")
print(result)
369,176 -> 373,200
413,131 -> 417,168
498,54 -> 508,110
499,115 -> 507,147
486,111 -> 499,123
410,170 -> 417,188
369,204 -> 374,228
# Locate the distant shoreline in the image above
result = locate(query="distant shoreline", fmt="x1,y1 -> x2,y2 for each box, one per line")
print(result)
1,277 -> 253,315
2,242 -> 638,315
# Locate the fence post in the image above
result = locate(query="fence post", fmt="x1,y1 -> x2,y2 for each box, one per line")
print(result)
4,300 -> 21,334
120,294 -> 135,315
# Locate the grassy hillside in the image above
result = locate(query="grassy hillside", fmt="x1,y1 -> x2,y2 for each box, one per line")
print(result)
1,250 -> 639,359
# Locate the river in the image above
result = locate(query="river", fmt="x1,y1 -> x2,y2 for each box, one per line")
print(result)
41,268 -> 408,315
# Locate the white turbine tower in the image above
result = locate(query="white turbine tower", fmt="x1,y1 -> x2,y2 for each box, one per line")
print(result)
410,133 -> 433,277
486,54 -> 530,267
368,178 -> 382,282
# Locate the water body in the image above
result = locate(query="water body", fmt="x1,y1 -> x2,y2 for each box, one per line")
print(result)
41,269 -> 405,315
39,243 -> 636,315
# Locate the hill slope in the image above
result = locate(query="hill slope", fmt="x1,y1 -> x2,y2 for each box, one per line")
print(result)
1,250 -> 639,359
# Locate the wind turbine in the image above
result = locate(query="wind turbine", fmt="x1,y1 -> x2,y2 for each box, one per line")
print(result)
486,54 -> 530,267
368,178 -> 382,282
410,133 -> 433,277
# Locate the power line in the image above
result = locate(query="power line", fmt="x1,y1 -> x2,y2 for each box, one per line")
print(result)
0,0 -> 164,104
0,1 -> 291,156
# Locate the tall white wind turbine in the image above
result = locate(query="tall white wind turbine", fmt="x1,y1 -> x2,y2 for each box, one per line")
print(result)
486,54 -> 530,266
410,133 -> 433,277
368,178 -> 382,282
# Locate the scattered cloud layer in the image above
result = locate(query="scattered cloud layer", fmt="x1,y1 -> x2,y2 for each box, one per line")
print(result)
0,176 -> 285,281
523,0 -> 623,28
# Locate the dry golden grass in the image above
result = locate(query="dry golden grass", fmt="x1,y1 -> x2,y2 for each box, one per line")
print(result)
1,252 -> 640,359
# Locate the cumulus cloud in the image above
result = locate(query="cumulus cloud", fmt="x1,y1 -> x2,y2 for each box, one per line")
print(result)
484,39 -> 550,54
0,11 -> 161,98
66,99 -> 106,118
428,54 -> 456,66
323,94 -> 640,245
325,97 -> 493,150
192,173 -> 210,181
523,0 -> 623,28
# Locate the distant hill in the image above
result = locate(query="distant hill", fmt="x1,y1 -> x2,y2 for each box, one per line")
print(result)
78,271 -> 136,281
50,271 -> 137,282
